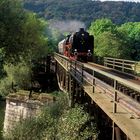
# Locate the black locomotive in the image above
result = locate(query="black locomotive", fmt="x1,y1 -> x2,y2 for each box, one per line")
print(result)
58,28 -> 94,62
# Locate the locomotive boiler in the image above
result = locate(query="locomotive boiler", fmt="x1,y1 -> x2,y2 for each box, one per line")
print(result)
58,28 -> 94,62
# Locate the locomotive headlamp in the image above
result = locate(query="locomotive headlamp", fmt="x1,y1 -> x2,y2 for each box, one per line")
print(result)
74,49 -> 78,56
87,50 -> 92,56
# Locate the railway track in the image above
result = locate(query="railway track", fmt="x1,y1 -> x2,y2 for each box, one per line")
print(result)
54,53 -> 140,117
54,53 -> 140,139
85,62 -> 140,103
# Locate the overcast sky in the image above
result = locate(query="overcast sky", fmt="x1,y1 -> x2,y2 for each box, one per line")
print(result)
99,0 -> 140,2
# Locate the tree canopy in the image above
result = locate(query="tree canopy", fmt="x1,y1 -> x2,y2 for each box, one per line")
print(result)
118,22 -> 140,60
0,0 -> 50,97
88,18 -> 140,60
23,0 -> 140,26
0,0 -> 48,63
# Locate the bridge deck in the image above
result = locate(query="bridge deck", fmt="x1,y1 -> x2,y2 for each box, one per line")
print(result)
84,63 -> 140,93
86,62 -> 140,85
84,85 -> 140,140
54,53 -> 140,140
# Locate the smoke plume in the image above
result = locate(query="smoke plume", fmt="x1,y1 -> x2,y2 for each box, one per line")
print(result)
49,20 -> 86,33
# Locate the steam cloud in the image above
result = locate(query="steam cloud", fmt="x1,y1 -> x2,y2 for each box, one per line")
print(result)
49,20 -> 86,33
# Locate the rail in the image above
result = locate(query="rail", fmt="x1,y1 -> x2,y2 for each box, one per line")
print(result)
104,57 -> 139,75
54,53 -> 69,71
54,53 -> 140,116
54,53 -> 140,140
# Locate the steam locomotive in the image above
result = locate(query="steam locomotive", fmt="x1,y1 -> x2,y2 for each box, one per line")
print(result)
58,28 -> 94,62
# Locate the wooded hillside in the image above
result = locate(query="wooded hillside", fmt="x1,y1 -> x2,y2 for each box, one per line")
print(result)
23,0 -> 140,26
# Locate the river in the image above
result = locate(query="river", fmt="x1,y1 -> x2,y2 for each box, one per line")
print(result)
0,101 -> 5,140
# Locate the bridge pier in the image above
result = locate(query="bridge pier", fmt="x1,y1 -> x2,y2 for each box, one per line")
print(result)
3,91 -> 54,135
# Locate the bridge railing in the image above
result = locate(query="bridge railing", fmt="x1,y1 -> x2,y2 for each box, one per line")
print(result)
54,53 -> 70,71
54,53 -> 84,83
83,64 -> 140,116
54,53 -> 140,117
70,60 -> 84,84
104,57 -> 139,75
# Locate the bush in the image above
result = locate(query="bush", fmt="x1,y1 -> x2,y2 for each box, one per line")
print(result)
0,62 -> 32,97
4,92 -> 99,140
57,105 -> 98,140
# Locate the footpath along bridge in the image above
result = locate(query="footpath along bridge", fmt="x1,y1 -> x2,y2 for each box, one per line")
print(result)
53,53 -> 140,140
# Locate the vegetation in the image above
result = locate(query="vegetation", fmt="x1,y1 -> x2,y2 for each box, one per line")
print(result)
88,18 -> 140,60
0,102 -> 5,140
23,0 -> 140,60
118,22 -> 140,60
0,0 -> 50,63
1,1 -> 140,139
1,0 -> 140,98
0,62 -> 32,96
0,0 -> 54,97
5,92 -> 99,140
23,0 -> 140,26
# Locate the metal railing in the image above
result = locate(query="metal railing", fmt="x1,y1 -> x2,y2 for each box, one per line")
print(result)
54,53 -> 140,140
54,53 -> 140,117
83,63 -> 140,116
104,57 -> 139,75
54,53 -> 70,71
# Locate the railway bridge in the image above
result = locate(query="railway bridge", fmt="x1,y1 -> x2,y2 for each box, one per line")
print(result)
53,53 -> 140,140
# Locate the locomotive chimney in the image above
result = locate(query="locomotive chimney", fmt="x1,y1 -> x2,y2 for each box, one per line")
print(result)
79,28 -> 84,31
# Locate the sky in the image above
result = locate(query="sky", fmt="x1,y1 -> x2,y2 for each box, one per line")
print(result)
99,0 -> 140,2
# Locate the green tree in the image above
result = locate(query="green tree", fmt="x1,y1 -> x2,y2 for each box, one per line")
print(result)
0,48 -> 5,78
89,18 -> 116,36
24,0 -> 140,26
0,61 -> 32,96
88,19 -> 133,59
118,22 -> 140,60
94,31 -> 132,59
0,0 -> 48,63
0,0 -> 52,97
57,105 -> 98,140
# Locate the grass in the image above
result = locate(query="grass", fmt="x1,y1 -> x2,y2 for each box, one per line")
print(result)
7,90 -> 56,103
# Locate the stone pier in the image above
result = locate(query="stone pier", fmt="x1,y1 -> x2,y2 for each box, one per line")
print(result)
3,90 -> 55,134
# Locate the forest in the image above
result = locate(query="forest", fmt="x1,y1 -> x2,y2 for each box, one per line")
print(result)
23,0 -> 140,26
23,0 -> 140,61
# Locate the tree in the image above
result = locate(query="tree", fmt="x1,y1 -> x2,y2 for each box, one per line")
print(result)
94,31 -> 132,59
0,48 -> 5,78
0,0 -> 48,63
118,22 -> 140,60
89,18 -> 116,36
57,105 -> 98,140
24,0 -> 140,26
88,19 -> 133,59
0,0 -> 51,97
